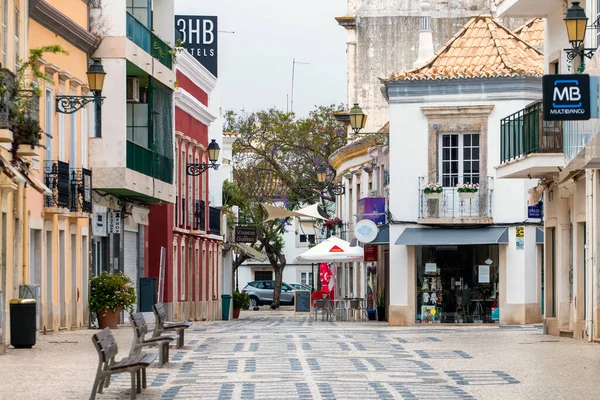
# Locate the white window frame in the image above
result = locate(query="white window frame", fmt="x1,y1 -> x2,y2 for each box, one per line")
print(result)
300,271 -> 313,286
14,7 -> 19,70
180,244 -> 185,300
438,133 -> 480,187
81,107 -> 88,168
1,0 -> 7,66
58,111 -> 66,162
69,107 -> 77,169
45,88 -> 54,161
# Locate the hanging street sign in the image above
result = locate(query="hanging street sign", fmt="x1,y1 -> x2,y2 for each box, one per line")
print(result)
528,202 -> 543,219
235,226 -> 257,243
543,74 -> 590,121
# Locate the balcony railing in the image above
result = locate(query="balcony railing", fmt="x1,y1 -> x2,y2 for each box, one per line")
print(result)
126,12 -> 173,69
70,168 -> 92,213
500,101 -> 563,164
126,141 -> 173,184
194,200 -> 206,231
0,68 -> 15,129
45,161 -> 70,208
418,177 -> 493,220
209,206 -> 221,235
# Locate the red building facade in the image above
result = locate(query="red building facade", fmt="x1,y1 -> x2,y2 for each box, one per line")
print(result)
147,52 -> 221,321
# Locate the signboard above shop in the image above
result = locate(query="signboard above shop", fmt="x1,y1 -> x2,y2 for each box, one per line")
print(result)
235,226 -> 257,243
357,197 -> 386,225
543,74 -> 591,121
175,15 -> 218,77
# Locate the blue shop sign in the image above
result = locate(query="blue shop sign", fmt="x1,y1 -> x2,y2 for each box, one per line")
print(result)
543,74 -> 590,121
528,202 -> 543,219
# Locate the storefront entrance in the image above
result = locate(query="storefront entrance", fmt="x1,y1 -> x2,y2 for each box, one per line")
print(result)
416,244 -> 499,323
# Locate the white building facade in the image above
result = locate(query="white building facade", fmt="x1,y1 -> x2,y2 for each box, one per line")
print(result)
496,0 -> 600,340
384,15 -> 545,325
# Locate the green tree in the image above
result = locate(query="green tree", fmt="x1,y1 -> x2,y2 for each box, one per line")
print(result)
224,105 -> 347,306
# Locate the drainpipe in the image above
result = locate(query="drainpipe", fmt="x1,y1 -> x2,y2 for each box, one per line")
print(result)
21,182 -> 27,285
586,169 -> 594,342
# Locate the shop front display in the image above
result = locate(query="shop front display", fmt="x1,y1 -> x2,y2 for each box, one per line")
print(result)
416,244 -> 499,323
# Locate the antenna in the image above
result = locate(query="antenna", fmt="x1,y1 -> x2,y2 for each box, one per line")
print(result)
290,58 -> 311,113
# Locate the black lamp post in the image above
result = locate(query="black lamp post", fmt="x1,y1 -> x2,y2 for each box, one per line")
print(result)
56,59 -> 106,135
316,164 -> 345,196
347,103 -> 389,145
564,1 -> 596,61
186,139 -> 221,176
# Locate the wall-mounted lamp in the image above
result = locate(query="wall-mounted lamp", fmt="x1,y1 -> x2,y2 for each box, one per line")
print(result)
186,139 -> 221,176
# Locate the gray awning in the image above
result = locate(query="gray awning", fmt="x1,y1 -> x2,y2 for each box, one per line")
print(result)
536,227 -> 543,244
395,227 -> 509,246
370,224 -> 389,245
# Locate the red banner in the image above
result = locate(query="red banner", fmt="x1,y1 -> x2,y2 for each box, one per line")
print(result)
364,244 -> 378,262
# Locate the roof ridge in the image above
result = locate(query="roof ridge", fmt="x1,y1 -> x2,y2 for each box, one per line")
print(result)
514,18 -> 540,35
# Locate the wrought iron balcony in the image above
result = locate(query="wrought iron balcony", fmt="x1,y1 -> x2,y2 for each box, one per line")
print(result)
69,168 -> 92,213
418,177 -> 493,222
0,68 -> 15,130
209,206 -> 221,235
45,161 -> 70,208
500,101 -> 563,164
194,200 -> 206,231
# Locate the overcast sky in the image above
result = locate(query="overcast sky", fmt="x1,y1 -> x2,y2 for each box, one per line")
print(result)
175,0 -> 348,117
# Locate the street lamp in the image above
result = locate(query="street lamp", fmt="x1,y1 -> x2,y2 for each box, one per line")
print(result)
564,1 -> 596,61
186,139 -> 221,176
316,164 -> 345,196
349,103 -> 367,134
56,59 -> 106,134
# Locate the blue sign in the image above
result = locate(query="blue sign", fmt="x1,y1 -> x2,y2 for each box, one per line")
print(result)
175,15 -> 218,77
528,202 -> 543,219
543,74 -> 590,121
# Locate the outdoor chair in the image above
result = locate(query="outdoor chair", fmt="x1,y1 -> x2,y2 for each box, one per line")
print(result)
129,312 -> 178,367
314,299 -> 332,321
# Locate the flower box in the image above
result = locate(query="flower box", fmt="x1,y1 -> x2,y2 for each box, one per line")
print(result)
458,192 -> 478,201
425,192 -> 442,200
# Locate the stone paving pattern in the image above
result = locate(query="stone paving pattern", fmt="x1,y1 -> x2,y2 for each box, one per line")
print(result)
1,311 -> 599,399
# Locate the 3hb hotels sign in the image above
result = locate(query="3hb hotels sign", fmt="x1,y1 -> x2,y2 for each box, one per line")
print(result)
175,15 -> 218,77
543,74 -> 591,121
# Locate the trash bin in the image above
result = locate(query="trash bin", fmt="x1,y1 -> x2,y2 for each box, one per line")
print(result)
221,294 -> 232,321
9,299 -> 37,348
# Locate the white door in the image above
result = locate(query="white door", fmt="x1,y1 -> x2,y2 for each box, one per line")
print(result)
124,231 -> 139,312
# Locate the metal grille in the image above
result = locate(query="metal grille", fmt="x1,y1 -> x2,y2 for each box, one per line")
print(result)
45,160 -> 69,208
69,168 -> 92,213
500,101 -> 563,164
419,176 -> 493,220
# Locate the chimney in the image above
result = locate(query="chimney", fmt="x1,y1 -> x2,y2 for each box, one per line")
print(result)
414,0 -> 434,69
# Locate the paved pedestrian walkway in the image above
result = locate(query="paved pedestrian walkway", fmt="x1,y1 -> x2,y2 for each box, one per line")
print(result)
1,311 -> 599,399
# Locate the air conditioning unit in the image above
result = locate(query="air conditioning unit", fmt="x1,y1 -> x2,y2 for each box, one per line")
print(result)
126,77 -> 140,102
368,190 -> 378,197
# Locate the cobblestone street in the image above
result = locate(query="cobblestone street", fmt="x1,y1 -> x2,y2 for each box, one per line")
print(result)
1,311 -> 599,399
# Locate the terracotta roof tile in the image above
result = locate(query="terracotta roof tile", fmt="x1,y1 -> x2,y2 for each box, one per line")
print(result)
387,15 -> 543,81
514,18 -> 544,50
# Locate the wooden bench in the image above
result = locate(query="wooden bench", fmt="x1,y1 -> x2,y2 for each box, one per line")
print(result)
129,312 -> 178,367
90,328 -> 157,400
152,303 -> 192,348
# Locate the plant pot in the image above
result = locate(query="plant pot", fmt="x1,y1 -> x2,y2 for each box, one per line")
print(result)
376,306 -> 385,321
458,191 -> 478,201
366,309 -> 376,321
232,307 -> 241,319
97,307 -> 121,329
424,192 -> 442,200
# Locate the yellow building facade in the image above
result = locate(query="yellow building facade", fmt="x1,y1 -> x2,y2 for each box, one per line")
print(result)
0,0 -> 98,351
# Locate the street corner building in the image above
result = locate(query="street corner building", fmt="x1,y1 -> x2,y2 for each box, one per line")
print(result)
382,15 -> 545,326
147,48 -> 223,323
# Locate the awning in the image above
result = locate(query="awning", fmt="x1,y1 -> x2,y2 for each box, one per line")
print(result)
23,171 -> 52,195
261,203 -> 326,222
370,224 -> 389,245
0,156 -> 26,184
536,227 -> 543,244
234,243 -> 268,262
395,227 -> 509,246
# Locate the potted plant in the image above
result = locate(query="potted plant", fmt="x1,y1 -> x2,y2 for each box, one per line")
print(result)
232,291 -> 250,319
457,182 -> 479,201
376,292 -> 386,322
323,217 -> 343,237
423,183 -> 443,199
89,273 -> 136,329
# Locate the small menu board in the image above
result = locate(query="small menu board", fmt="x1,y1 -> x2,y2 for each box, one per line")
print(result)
294,290 -> 312,321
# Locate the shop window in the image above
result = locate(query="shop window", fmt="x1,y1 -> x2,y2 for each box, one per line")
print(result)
416,244 -> 499,324
440,133 -> 480,187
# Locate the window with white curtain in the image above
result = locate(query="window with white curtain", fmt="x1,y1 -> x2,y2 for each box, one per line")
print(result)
69,111 -> 76,169
58,112 -> 66,161
45,88 -> 54,161
1,0 -> 7,66
439,133 -> 480,187
14,7 -> 19,69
